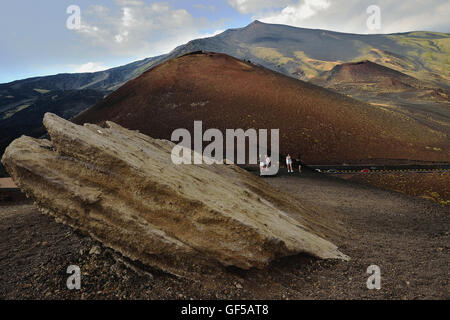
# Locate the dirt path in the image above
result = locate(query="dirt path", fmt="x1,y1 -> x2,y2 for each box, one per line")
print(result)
0,172 -> 448,299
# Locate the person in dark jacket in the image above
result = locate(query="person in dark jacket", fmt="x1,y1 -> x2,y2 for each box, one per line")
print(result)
295,154 -> 303,173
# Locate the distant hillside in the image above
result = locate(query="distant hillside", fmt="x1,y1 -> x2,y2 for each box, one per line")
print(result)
168,21 -> 450,89
74,52 -> 449,164
0,89 -> 105,156
1,55 -> 164,92
311,60 -> 450,134
0,55 -> 166,172
313,60 -> 422,89
0,55 -> 165,128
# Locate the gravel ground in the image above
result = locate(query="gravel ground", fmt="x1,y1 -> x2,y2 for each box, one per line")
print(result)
0,171 -> 448,299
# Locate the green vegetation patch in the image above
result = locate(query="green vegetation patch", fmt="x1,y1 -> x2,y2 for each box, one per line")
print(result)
389,34 -> 450,81
34,88 -> 51,94
250,47 -> 294,65
2,104 -> 32,120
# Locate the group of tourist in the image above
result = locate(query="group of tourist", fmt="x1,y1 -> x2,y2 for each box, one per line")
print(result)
285,154 -> 302,173
259,154 -> 303,174
259,155 -> 272,173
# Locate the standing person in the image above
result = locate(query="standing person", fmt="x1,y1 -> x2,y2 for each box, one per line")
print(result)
265,155 -> 271,171
259,154 -> 265,175
286,154 -> 293,173
296,154 -> 302,173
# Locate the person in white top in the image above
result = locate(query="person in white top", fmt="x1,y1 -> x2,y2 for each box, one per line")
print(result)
286,154 -> 293,173
265,155 -> 271,171
259,154 -> 265,175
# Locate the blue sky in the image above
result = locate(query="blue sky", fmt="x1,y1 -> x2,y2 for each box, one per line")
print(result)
1,0 -> 449,83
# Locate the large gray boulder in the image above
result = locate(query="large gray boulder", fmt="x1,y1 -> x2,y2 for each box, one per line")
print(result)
2,113 -> 348,276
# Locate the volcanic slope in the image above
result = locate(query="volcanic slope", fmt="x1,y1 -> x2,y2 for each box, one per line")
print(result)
313,60 -> 424,89
311,60 -> 450,134
74,52 -> 449,164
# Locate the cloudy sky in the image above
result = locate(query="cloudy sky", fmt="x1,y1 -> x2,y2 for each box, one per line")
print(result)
1,0 -> 449,83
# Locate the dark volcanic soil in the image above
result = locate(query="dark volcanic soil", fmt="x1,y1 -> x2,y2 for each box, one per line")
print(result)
335,171 -> 450,206
0,171 -> 448,300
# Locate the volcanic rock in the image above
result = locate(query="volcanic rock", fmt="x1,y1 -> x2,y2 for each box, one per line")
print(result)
2,113 -> 348,276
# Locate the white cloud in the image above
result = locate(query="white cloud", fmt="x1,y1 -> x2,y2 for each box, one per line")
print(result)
261,0 -> 330,25
241,0 -> 450,34
71,62 -> 109,73
379,1 -> 450,33
74,1 -> 217,59
228,0 -> 292,14
115,0 -> 145,6
200,29 -> 225,38
72,0 -> 450,64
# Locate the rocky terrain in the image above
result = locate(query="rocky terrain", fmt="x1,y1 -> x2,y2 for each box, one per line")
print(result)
2,113 -> 348,278
337,171 -> 450,206
1,170 -> 448,299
